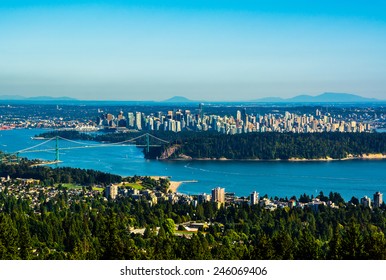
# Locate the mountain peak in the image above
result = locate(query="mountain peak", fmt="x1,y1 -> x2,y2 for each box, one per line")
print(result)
163,96 -> 195,103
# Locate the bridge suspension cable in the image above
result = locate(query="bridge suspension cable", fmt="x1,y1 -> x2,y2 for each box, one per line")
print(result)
13,133 -> 169,163
17,144 -> 164,154
15,137 -> 56,154
146,133 -> 170,144
57,134 -> 152,146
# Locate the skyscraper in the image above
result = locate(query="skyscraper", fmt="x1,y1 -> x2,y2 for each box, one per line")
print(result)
127,112 -> 135,128
374,192 -> 383,208
242,107 -> 247,123
211,187 -> 225,204
198,103 -> 204,119
236,110 -> 241,121
135,112 -> 142,130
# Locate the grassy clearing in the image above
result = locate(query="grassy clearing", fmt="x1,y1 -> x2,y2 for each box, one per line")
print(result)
121,182 -> 143,190
56,183 -> 83,189
92,187 -> 104,192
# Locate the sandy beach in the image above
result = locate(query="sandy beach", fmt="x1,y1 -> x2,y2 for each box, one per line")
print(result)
148,176 -> 197,193
169,181 -> 183,193
168,180 -> 198,193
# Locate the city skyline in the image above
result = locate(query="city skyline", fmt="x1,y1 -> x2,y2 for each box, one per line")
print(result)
1,1 -> 386,101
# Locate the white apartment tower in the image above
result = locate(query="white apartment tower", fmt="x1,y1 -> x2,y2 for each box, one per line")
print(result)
135,112 -> 142,130
250,191 -> 259,205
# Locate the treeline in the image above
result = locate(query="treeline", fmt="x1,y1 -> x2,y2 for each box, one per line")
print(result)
148,132 -> 386,159
0,161 -> 122,186
0,191 -> 386,260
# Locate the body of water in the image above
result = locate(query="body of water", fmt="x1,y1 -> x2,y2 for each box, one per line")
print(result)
1,128 -> 386,200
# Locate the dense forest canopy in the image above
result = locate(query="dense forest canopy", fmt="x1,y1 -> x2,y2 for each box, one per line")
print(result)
147,132 -> 386,160
0,189 -> 385,260
0,161 -> 122,186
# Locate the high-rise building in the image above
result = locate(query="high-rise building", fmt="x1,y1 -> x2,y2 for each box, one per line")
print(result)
170,120 -> 176,132
198,103 -> 204,119
105,184 -> 118,199
117,111 -> 124,121
148,118 -> 154,130
175,111 -> 182,121
127,112 -> 135,128
135,112 -> 142,130
176,121 -> 181,132
236,110 -> 241,121
163,120 -> 169,131
211,187 -> 225,204
373,192 -> 383,208
361,196 -> 371,208
242,108 -> 247,123
106,113 -> 114,122
198,193 -> 211,204
250,191 -> 259,205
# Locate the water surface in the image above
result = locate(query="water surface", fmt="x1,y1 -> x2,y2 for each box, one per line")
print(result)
1,129 -> 385,200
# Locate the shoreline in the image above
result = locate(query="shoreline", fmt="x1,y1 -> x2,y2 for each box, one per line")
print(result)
169,181 -> 182,193
169,180 -> 198,193
148,176 -> 198,193
160,153 -> 386,162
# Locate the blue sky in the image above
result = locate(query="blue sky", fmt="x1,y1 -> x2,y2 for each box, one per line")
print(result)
1,1 -> 386,101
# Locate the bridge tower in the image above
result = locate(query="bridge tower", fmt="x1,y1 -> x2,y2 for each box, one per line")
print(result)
146,133 -> 150,153
55,136 -> 60,162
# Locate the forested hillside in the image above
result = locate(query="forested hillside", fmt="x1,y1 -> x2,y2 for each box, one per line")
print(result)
146,132 -> 386,160
0,193 -> 385,260
0,161 -> 122,186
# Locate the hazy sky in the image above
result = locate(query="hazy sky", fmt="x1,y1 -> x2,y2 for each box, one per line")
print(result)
1,0 -> 386,101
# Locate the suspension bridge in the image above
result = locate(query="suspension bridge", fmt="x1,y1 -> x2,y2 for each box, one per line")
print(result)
6,133 -> 169,164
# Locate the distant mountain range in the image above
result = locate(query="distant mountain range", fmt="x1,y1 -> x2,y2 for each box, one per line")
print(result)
0,95 -> 77,101
251,92 -> 380,103
163,92 -> 382,103
0,92 -> 381,103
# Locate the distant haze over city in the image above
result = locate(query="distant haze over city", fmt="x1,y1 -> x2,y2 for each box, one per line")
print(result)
0,92 -> 384,103
1,1 -> 386,101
